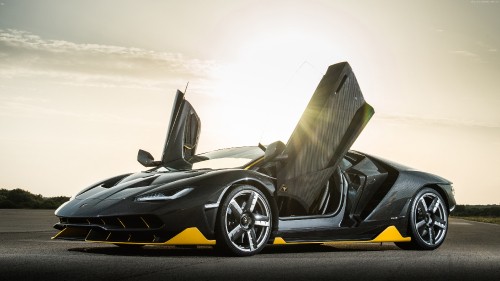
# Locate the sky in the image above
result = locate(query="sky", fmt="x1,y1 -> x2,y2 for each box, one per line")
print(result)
0,0 -> 499,204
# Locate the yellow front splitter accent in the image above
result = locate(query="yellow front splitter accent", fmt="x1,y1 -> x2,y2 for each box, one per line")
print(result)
52,227 -> 216,246
164,227 -> 216,245
273,226 -> 411,245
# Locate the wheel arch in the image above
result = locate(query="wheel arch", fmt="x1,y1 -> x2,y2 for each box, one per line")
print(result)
422,184 -> 453,213
404,183 -> 451,219
394,169 -> 454,219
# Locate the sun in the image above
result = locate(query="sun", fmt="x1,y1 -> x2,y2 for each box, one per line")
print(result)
197,58 -> 323,152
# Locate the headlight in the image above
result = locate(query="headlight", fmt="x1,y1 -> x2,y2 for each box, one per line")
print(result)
135,187 -> 194,202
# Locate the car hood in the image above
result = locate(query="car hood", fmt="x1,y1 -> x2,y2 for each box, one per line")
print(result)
73,170 -> 210,201
54,169 -> 214,217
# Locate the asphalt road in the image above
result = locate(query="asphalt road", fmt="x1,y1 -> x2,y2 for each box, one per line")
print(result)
0,209 -> 498,281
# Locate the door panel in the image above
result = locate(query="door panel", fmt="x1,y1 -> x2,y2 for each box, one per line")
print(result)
277,62 -> 374,214
161,90 -> 201,168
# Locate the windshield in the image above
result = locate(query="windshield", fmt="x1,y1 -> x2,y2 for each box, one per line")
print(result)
189,146 -> 264,170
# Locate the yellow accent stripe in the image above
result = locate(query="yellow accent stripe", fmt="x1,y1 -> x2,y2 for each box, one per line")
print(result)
117,218 -> 126,228
52,228 -> 67,239
370,226 -> 411,242
245,156 -> 264,170
272,237 -> 287,245
139,216 -> 151,229
164,227 -> 216,245
272,225 -> 411,245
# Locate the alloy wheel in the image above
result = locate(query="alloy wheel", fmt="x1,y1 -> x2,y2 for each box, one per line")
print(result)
217,185 -> 272,256
396,187 -> 448,250
413,192 -> 448,246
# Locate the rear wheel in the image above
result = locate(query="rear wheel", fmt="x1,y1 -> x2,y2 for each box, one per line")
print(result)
215,185 -> 272,256
396,187 -> 448,250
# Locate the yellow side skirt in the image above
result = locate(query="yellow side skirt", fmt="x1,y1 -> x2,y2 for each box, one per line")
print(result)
273,225 -> 411,245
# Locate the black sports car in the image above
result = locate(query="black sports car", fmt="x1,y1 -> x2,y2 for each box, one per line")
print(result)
53,62 -> 455,256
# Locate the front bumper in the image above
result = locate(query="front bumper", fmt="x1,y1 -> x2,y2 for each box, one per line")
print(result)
53,213 -> 216,245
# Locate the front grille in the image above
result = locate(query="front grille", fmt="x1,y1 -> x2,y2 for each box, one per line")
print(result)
86,229 -> 162,243
59,214 -> 163,229
54,214 -> 167,243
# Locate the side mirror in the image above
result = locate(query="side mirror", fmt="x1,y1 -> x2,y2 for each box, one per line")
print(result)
137,149 -> 162,167
264,141 -> 287,161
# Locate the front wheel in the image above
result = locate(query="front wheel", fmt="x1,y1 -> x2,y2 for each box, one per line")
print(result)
215,185 -> 272,256
396,187 -> 448,250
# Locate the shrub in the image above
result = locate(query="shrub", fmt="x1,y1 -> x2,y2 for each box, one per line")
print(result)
0,189 -> 70,209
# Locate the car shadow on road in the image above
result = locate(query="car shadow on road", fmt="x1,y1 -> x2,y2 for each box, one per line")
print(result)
67,242 -> 400,257
68,245 -> 217,257
262,243 -> 399,254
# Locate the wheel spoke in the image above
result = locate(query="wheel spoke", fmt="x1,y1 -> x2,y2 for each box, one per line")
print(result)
434,217 -> 447,229
245,191 -> 258,212
418,198 -> 428,212
247,229 -> 257,251
416,219 -> 426,229
229,199 -> 243,220
421,227 -> 428,237
429,197 -> 440,213
428,227 -> 434,244
228,224 -> 244,241
253,214 -> 270,227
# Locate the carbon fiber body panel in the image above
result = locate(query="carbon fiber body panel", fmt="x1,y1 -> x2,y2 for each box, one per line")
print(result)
278,62 -> 374,214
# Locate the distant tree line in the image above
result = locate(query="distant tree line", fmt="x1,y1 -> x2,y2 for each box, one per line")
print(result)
1,188 -> 499,216
0,188 -> 69,209
452,204 -> 500,217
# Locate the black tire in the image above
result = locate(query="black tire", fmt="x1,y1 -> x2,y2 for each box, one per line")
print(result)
396,187 -> 448,250
215,185 -> 272,256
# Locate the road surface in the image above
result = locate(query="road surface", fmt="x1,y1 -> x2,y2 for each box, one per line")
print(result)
0,209 -> 498,281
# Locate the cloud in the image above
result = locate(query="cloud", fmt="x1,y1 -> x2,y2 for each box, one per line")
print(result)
451,50 -> 479,57
0,29 -> 218,89
377,113 -> 500,129
0,95 -> 160,128
450,50 -> 485,63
